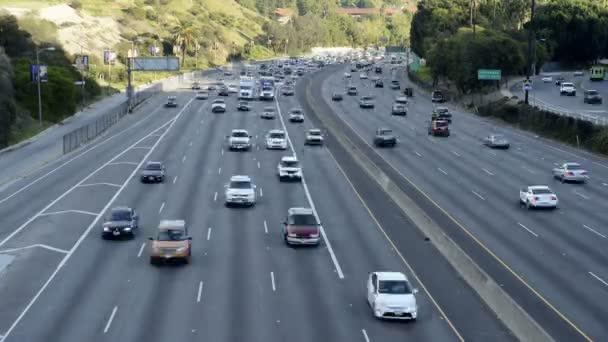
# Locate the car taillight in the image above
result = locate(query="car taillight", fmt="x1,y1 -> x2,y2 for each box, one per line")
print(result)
551,196 -> 557,200
567,172 -> 574,176
533,196 -> 539,201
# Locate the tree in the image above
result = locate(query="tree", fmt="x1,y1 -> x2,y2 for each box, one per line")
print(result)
0,47 -> 15,147
173,22 -> 197,67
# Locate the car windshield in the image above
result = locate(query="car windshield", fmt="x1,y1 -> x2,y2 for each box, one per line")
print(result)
567,164 -> 582,170
562,83 -> 574,87
239,102 -> 248,106
291,109 -> 302,114
229,181 -> 251,189
587,90 -> 599,95
492,134 -> 505,140
157,229 -> 186,241
213,100 -> 224,104
145,163 -> 161,170
232,132 -> 249,138
379,129 -> 393,135
309,131 -> 321,136
532,188 -> 553,195
378,280 -> 412,294
110,210 -> 131,221
289,214 -> 317,225
281,160 -> 299,167
436,121 -> 448,127
269,132 -> 285,139
240,85 -> 252,90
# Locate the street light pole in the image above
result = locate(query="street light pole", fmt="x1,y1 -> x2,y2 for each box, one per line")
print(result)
525,0 -> 536,105
36,46 -> 55,127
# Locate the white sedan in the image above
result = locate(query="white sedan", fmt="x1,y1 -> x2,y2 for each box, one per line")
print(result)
552,162 -> 588,183
367,272 -> 418,320
359,73 -> 368,79
519,185 -> 558,209
541,76 -> 553,83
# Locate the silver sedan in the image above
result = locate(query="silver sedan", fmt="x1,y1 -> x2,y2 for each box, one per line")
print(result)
483,134 -> 510,149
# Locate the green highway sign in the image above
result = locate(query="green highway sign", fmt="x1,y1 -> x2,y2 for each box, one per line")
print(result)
478,69 -> 501,80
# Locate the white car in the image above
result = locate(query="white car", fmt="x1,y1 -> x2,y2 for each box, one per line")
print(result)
360,73 -> 368,79
395,96 -> 408,104
278,156 -> 302,181
367,272 -> 418,320
519,185 -> 558,209
225,175 -> 256,207
541,76 -> 552,83
211,99 -> 226,113
344,72 -> 352,78
289,108 -> 304,122
573,71 -> 584,77
305,129 -> 323,145
552,162 -> 588,183
227,84 -> 239,93
227,129 -> 252,151
195,91 -> 208,100
266,129 -> 288,150
261,106 -> 276,119
560,82 -> 576,96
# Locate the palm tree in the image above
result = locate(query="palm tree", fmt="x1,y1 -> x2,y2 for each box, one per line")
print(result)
173,23 -> 197,67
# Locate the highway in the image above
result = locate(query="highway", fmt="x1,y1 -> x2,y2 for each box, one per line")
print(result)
317,65 -> 608,341
0,68 -> 512,342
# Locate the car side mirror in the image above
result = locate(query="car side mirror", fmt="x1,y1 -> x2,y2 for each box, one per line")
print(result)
148,237 -> 154,241
249,135 -> 252,138
413,288 -> 419,294
187,237 -> 193,240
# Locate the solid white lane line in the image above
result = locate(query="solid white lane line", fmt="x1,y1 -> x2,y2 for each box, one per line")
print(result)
218,167 -> 221,175
130,146 -> 153,150
482,168 -> 494,176
582,225 -> 606,239
77,182 -> 122,188
213,192 -> 218,202
197,281 -> 204,302
197,129 -> 200,135
517,222 -> 539,237
158,202 -> 165,214
437,168 -> 448,175
103,306 -> 118,333
574,191 -> 590,200
471,190 -> 486,201
414,151 -> 422,157
487,150 -> 497,156
221,148 -> 224,155
257,161 -> 261,169
275,91 -> 345,280
451,150 -> 461,157
189,141 -> 193,147
270,272 -> 276,292
39,210 -> 99,217
182,155 -> 187,163
593,162 -> 608,169
602,183 -> 608,186
137,243 -> 146,258
522,166 -> 536,174
362,329 -> 370,342
207,227 -> 212,241
173,176 -> 178,184
259,188 -> 263,197
0,97 -> 195,342
0,244 -> 69,255
589,272 -> 608,287
263,220 -> 268,234
200,119 -> 204,124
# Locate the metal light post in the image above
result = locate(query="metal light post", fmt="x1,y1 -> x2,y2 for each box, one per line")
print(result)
525,0 -> 536,105
72,41 -> 86,110
36,46 -> 55,127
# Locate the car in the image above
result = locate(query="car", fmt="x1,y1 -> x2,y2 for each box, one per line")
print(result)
374,66 -> 382,74
347,86 -> 358,96
211,99 -> 226,113
428,119 -> 450,137
403,87 -> 414,97
560,82 -> 576,96
375,79 -> 384,88
374,128 -> 397,147
555,76 -> 565,85
574,70 -> 584,77
228,84 -> 239,93
483,134 -> 510,149
282,86 -> 295,96
140,161 -> 165,183
265,129 -> 288,150
552,163 -> 588,183
207,84 -> 217,91
395,96 -> 408,105
359,95 -> 375,108
431,106 -> 452,122
282,207 -> 320,246
218,86 -> 230,96
165,96 -> 177,107
224,71 -> 233,77
360,73 -> 368,79
367,272 -> 419,320
519,186 -> 558,209
332,92 -> 343,101
390,80 -> 400,90
237,101 -> 251,111
391,103 -> 407,116
227,129 -> 252,151
191,82 -> 201,90
277,156 -> 302,181
541,76 -> 553,83
431,90 -> 446,103
195,91 -> 208,100
261,106 -> 276,119
344,72 -> 352,78
225,175 -> 256,207
289,108 -> 305,122
305,128 -> 323,145
583,90 -> 602,104
149,220 -> 192,265
102,207 -> 139,239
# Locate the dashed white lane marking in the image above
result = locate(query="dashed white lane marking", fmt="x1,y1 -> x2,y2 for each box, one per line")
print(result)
582,225 -> 606,238
257,161 -> 261,169
471,190 -> 486,201
77,182 -> 122,188
270,272 -> 276,292
362,329 -> 370,342
264,220 -> 268,234
517,222 -> 539,237
487,150 -> 497,156
173,176 -> 178,184
103,306 -> 118,333
602,183 -> 608,186
522,166 -> 536,174
137,243 -> 146,258
414,151 -> 422,157
108,162 -> 139,166
39,210 -> 99,217
218,167 -> 222,175
221,148 -> 224,155
451,150 -> 461,157
437,168 -> 448,175
482,168 -> 494,176
197,281 -> 204,303
130,146 -> 153,150
159,202 -> 165,214
182,155 -> 187,163
259,188 -> 263,197
214,192 -> 218,202
200,119 -> 204,124
0,244 -> 69,255
589,272 -> 608,287
207,227 -> 212,241
189,141 -> 193,147
574,191 -> 590,200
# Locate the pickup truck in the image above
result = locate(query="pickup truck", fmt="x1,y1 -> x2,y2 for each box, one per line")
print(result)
560,82 -> 576,96
428,119 -> 450,137
552,163 -> 588,183
519,186 -> 558,209
374,128 -> 397,147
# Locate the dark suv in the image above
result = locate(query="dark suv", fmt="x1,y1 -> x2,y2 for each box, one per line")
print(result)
102,207 -> 139,239
431,90 -> 446,103
584,90 -> 603,104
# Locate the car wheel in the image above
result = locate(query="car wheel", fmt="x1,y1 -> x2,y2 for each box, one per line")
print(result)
150,257 -> 157,265
184,256 -> 191,264
526,201 -> 532,210
560,176 -> 565,183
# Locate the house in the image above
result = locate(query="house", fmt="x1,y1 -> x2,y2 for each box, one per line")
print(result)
274,8 -> 293,25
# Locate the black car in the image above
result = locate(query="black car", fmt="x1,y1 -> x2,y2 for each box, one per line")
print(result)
102,207 -> 139,239
390,80 -> 400,90
555,76 -> 565,86
584,90 -> 603,104
237,101 -> 251,111
140,161 -> 165,183
374,128 -> 397,147
332,92 -> 343,101
218,87 -> 230,96
432,106 -> 452,122
375,66 -> 382,74
431,90 -> 446,103
375,79 -> 384,88
347,87 -> 358,96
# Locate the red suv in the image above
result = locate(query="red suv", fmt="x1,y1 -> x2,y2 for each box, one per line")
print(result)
282,208 -> 321,246
428,119 -> 450,137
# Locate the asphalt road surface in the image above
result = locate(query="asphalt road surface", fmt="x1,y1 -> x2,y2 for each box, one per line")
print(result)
321,66 -> 608,341
0,69 -> 512,342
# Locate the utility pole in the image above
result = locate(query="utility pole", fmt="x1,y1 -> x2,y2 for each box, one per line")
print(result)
525,0 -> 536,105
36,46 -> 55,127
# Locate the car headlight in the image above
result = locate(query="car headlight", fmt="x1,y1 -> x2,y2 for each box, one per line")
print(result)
124,227 -> 132,231
288,233 -> 297,237
103,227 -> 110,232
176,246 -> 187,253
310,232 -> 320,238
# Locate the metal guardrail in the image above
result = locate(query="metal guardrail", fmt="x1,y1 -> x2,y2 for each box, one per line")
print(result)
529,96 -> 608,126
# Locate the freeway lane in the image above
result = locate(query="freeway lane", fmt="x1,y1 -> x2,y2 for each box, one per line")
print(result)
319,65 -> 608,340
0,68 -> 509,342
